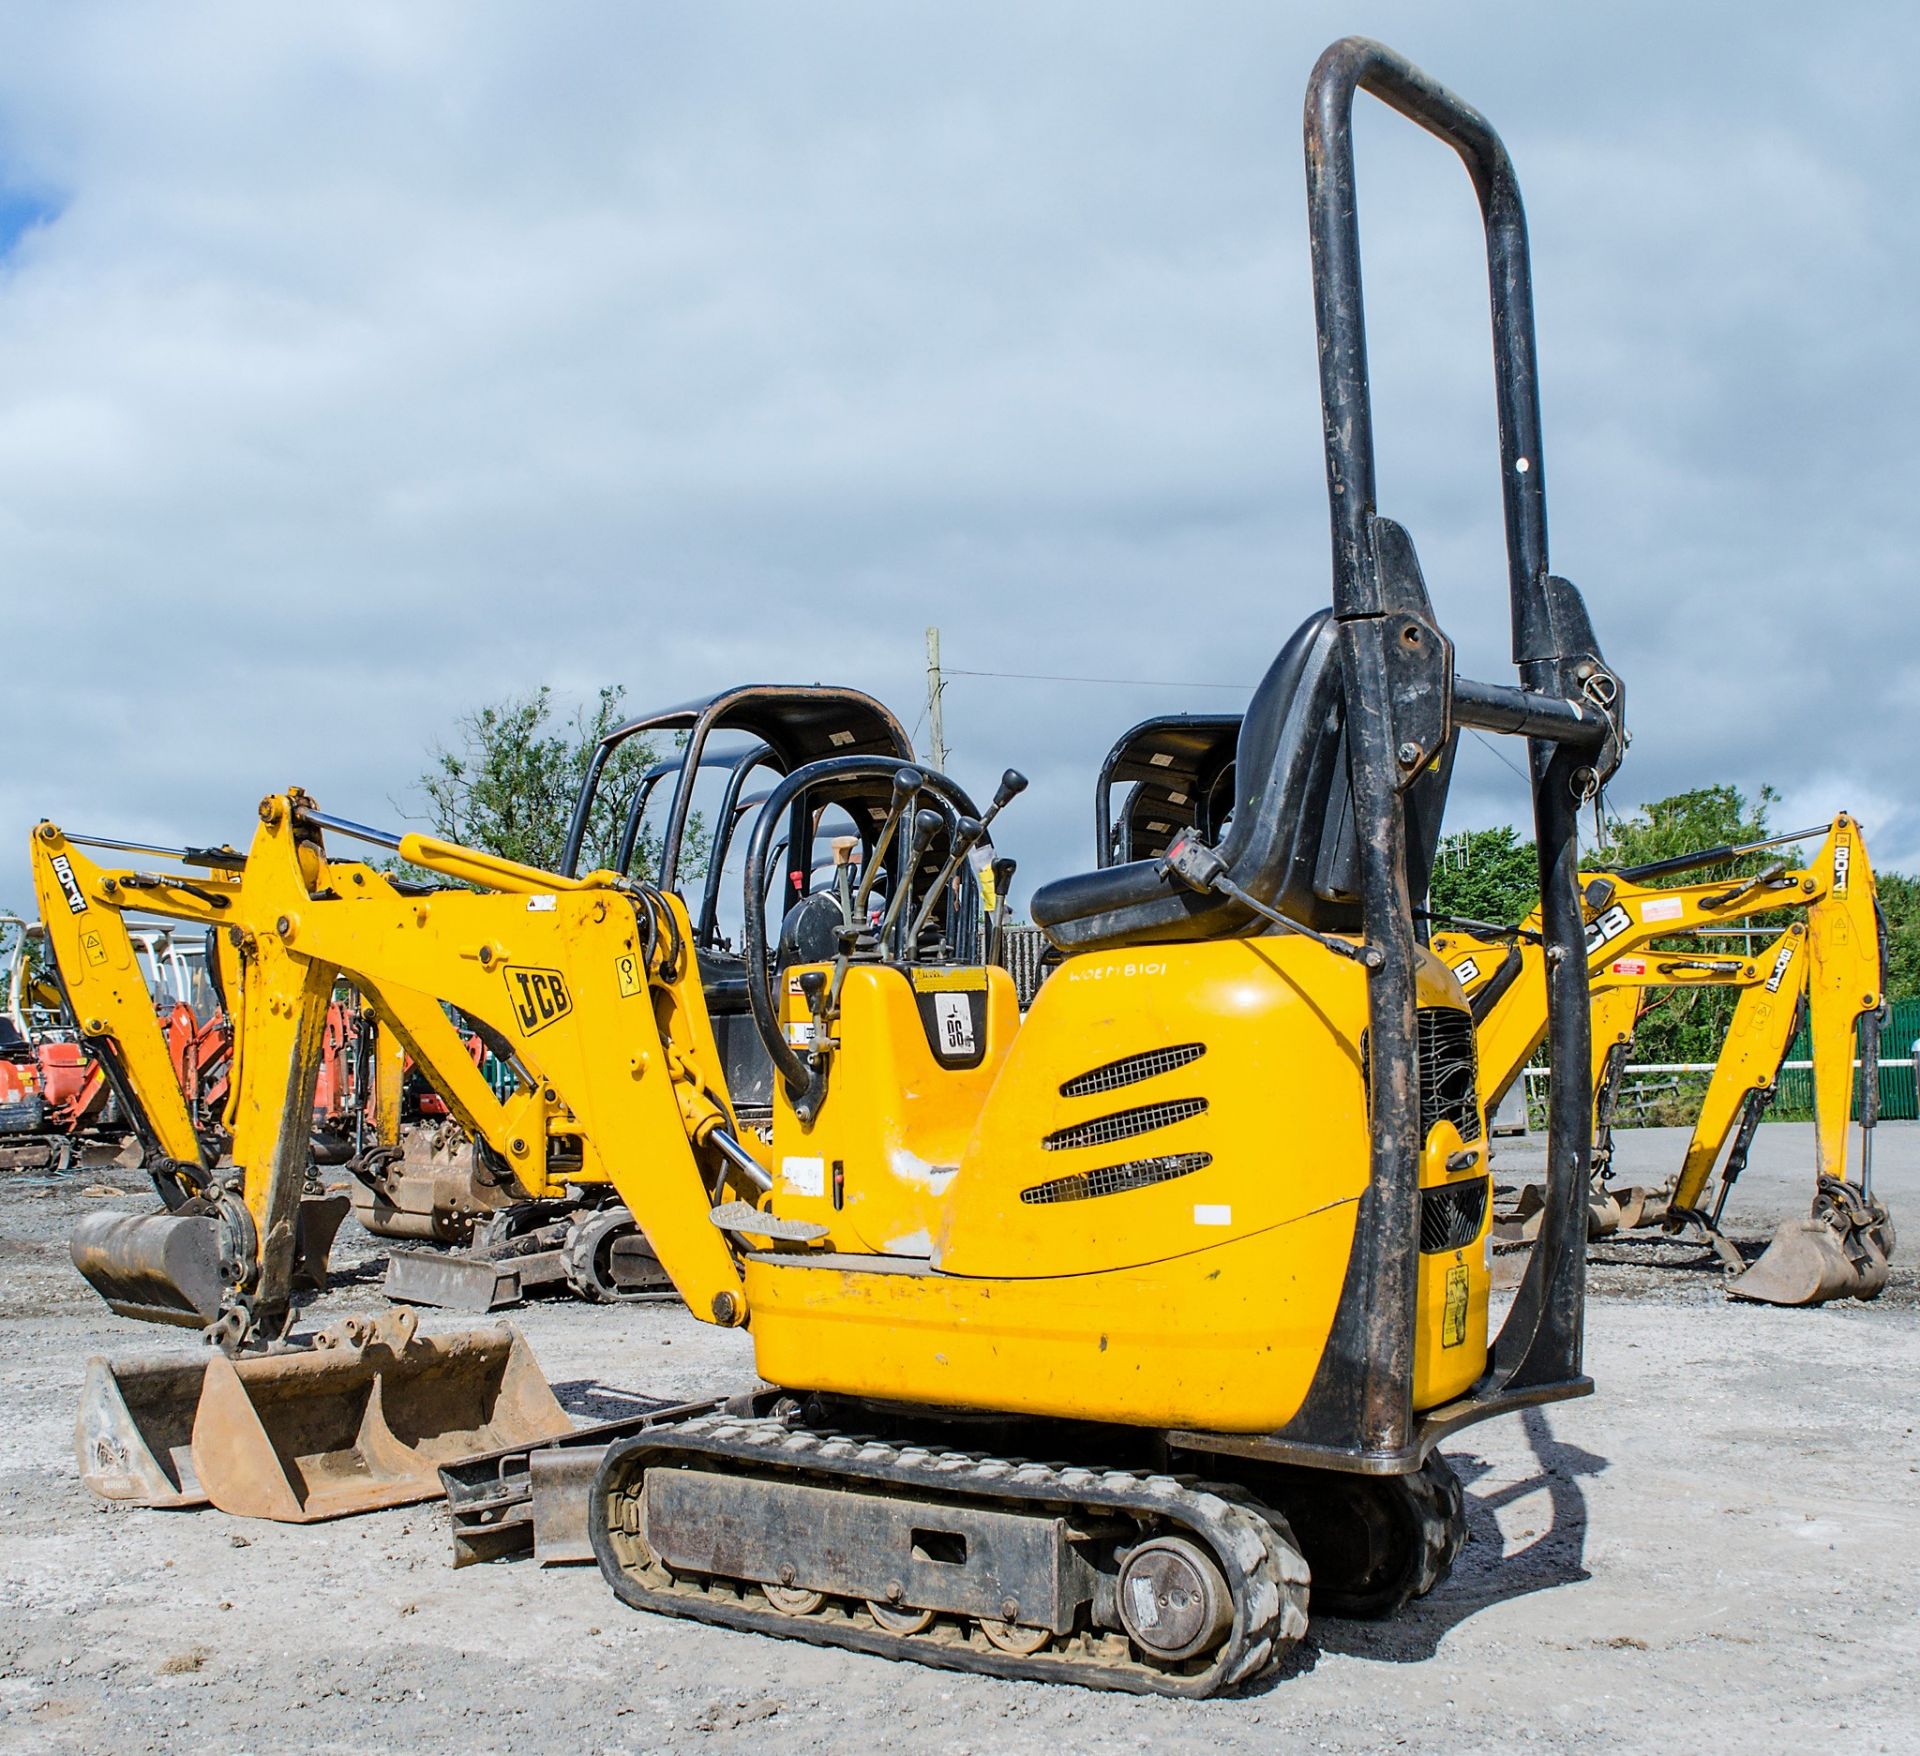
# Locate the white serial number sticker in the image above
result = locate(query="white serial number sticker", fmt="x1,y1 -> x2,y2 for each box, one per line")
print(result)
782,1157 -> 825,1198
1193,1204 -> 1232,1227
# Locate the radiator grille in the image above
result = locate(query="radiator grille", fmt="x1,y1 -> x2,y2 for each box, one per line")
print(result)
1041,1097 -> 1208,1152
1420,1177 -> 1489,1252
1020,1152 -> 1212,1206
1360,1006 -> 1483,1145
1418,1006 -> 1482,1145
1060,1043 -> 1205,1098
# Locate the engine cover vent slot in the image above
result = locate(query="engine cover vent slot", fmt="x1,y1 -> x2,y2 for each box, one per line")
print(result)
1059,1043 -> 1205,1098
1419,1177 -> 1488,1253
1041,1098 -> 1207,1153
1418,1006 -> 1482,1145
1020,1152 -> 1212,1206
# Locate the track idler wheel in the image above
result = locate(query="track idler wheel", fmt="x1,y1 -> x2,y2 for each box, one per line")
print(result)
563,1205 -> 671,1303
1115,1535 -> 1234,1662
1729,1176 -> 1895,1306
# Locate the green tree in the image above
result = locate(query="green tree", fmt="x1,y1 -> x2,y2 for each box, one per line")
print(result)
417,686 -> 667,878
1599,783 -> 1787,879
1427,825 -> 1540,931
1877,871 -> 1920,1003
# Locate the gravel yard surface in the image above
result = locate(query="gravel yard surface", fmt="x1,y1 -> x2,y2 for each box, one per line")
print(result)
2,1122 -> 1915,1754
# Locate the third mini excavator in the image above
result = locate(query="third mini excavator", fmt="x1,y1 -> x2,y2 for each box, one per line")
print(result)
62,38 -> 1627,1692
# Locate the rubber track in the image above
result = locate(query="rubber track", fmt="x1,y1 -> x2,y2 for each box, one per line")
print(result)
591,1413 -> 1311,1697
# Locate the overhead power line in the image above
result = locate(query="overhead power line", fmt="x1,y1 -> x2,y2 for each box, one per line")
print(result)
943,668 -> 1255,691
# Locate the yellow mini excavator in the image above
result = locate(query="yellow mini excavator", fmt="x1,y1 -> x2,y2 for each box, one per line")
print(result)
1431,812 -> 1892,1303
59,39 -> 1627,1692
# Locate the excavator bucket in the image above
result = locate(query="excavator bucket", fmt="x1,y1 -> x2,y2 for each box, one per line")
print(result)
75,1352 -> 211,1508
69,1196 -> 351,1327
188,1310 -> 574,1522
1729,1177 -> 1896,1307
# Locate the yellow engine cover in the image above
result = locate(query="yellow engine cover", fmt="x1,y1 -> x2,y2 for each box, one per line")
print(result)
747,936 -> 1491,1435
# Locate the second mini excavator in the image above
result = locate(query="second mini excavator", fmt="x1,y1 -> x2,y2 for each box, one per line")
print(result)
1431,812 -> 1892,1303
64,38 -> 1626,1693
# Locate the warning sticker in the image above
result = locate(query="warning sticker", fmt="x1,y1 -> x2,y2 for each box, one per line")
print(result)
1639,897 -> 1685,923
1442,1263 -> 1470,1348
81,929 -> 108,967
614,952 -> 644,998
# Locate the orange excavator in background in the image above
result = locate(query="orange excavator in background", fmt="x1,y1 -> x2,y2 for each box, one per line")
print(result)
0,912 -> 216,1171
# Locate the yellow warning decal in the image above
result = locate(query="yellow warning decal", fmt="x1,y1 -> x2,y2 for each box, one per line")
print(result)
614,952 -> 644,999
1442,1263 -> 1469,1349
81,929 -> 108,968
910,966 -> 988,995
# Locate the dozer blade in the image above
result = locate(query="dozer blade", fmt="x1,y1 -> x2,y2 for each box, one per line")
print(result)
190,1308 -> 574,1522
1729,1177 -> 1895,1307
71,1195 -> 354,1329
74,1352 -> 211,1508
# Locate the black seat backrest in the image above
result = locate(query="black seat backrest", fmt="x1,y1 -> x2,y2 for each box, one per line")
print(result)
1031,607 -> 1454,953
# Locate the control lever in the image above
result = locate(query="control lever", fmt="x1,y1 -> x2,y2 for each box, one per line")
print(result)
984,767 -> 1029,821
879,809 -> 946,957
796,969 -> 831,1056
986,856 -> 1017,967
1161,834 -> 1381,969
904,768 -> 1027,951
852,766 -> 924,928
830,835 -> 860,928
907,814 -> 986,947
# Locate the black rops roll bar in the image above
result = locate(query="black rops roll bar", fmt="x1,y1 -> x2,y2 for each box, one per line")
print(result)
739,756 -> 985,1119
1264,39 -> 1623,1471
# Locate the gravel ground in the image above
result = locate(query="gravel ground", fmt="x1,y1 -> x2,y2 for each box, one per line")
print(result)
2,1122 -> 1917,1754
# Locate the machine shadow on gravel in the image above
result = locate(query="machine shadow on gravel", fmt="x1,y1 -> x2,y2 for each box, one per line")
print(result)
548,1380 -> 700,1423
1308,1408 -> 1605,1666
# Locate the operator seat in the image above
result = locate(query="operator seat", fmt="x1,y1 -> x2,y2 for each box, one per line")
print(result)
1031,608 -> 1454,953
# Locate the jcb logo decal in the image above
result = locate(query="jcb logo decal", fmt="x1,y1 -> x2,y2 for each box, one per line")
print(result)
1583,903 -> 1632,956
1450,956 -> 1481,988
503,965 -> 573,1035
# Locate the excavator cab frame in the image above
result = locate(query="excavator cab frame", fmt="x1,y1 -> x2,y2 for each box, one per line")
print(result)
1094,713 -> 1242,868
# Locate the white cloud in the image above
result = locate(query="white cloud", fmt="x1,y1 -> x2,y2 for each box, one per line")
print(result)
0,0 -> 1916,916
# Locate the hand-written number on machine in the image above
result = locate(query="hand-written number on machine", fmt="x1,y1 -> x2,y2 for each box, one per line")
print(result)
932,993 -> 976,1057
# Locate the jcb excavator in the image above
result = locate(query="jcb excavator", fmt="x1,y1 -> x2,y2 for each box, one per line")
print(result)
1,911 -> 222,1171
1430,812 -> 1892,1303
62,38 -> 1626,1693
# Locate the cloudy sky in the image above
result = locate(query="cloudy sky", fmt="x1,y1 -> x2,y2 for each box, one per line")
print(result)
1,1 -> 1914,920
